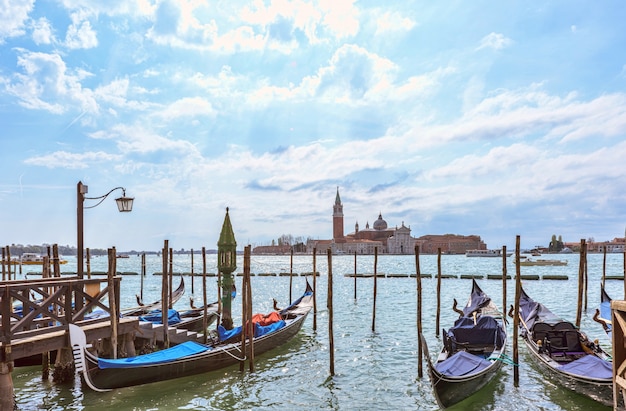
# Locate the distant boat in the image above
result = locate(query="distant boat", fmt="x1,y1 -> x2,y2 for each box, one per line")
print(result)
116,254 -> 130,258
18,253 -> 68,265
519,259 -> 567,266
465,249 -> 512,257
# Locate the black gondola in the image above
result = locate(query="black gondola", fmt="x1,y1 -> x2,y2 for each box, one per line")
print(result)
70,281 -> 313,391
422,279 -> 507,408
518,286 -> 614,407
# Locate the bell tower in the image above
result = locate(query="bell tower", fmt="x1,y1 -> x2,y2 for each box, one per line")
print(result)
333,187 -> 344,241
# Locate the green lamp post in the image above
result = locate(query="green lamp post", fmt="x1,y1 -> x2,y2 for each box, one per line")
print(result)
217,207 -> 237,329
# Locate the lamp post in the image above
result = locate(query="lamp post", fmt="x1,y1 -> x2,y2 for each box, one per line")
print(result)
76,181 -> 134,279
217,207 -> 237,329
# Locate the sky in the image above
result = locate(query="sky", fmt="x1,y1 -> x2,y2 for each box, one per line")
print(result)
1,1 -> 626,253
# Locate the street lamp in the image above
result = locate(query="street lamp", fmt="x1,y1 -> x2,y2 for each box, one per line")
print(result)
76,181 -> 134,279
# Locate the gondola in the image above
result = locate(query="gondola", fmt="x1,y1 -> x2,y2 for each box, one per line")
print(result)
422,279 -> 507,408
123,276 -> 186,316
70,281 -> 313,391
593,284 -> 612,338
517,286 -> 614,407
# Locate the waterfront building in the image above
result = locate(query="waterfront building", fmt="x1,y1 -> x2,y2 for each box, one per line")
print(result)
306,188 -> 487,255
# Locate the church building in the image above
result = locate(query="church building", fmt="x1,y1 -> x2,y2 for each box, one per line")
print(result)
307,188 -> 417,255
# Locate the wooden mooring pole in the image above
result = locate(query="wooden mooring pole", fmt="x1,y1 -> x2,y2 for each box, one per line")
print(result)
372,247 -> 378,332
513,235 -> 521,386
502,245 -> 507,318
246,245 -> 254,372
202,247 -> 208,344
354,251 -> 357,300
576,239 -> 587,328
289,248 -> 294,303
312,248 -> 317,332
327,248 -> 335,376
436,248 -> 442,337
415,245 -> 423,378
161,240 -> 170,348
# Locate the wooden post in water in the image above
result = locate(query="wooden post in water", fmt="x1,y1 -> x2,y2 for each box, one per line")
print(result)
502,245 -> 507,319
354,251 -> 357,300
86,248 -> 91,278
583,246 -> 589,312
42,255 -> 50,380
436,248 -> 442,337
327,248 -> 335,376
513,235 -> 521,386
107,248 -> 118,359
602,247 -> 607,288
140,253 -> 145,302
161,240 -> 169,348
202,247 -> 208,344
52,244 -> 61,279
246,245 -> 254,372
313,248 -> 317,331
415,245 -> 423,378
191,249 -> 195,296
289,248 -> 294,303
372,247 -> 378,332
240,246 -> 249,373
169,248 -> 174,309
576,239 -> 586,328
1,247 -> 5,281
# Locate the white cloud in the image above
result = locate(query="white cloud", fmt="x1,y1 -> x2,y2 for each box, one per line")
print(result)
0,0 -> 34,42
158,97 -> 217,120
23,150 -> 121,169
64,12 -> 98,49
3,50 -> 98,114
375,11 -> 415,35
31,17 -> 55,44
476,32 -> 512,51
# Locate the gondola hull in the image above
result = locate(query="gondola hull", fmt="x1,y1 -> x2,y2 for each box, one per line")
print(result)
71,283 -> 313,390
424,341 -> 505,408
518,287 -> 615,407
422,280 -> 507,409
83,313 -> 308,389
521,335 -> 613,407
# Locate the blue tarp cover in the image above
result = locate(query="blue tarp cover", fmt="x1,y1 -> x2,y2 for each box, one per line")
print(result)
558,354 -> 613,380
435,350 -> 492,377
255,320 -> 285,337
217,320 -> 287,341
97,341 -> 209,369
139,309 -> 181,325
218,325 -> 242,341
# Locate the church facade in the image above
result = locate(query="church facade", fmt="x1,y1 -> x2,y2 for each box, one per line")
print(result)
306,188 -> 487,255
306,188 -> 418,255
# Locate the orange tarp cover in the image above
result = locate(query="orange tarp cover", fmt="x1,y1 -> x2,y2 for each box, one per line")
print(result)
250,311 -> 282,326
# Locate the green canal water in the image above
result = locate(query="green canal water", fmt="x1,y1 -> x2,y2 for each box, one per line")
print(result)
11,252 -> 624,410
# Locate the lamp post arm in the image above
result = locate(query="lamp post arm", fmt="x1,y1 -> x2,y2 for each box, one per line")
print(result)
84,187 -> 127,209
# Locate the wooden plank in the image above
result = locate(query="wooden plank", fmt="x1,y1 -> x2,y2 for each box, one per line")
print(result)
5,318 -> 138,360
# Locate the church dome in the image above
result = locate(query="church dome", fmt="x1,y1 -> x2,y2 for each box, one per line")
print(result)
373,213 -> 387,230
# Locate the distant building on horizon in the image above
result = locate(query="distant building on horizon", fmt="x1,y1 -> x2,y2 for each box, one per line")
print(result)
305,188 -> 487,255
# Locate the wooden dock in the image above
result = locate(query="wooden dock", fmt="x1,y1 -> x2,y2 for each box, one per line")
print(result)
0,276 -> 139,409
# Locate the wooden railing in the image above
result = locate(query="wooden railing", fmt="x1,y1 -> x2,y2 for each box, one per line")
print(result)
0,276 -> 120,346
612,299 -> 626,409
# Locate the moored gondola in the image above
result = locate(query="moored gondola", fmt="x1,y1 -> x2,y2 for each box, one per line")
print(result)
518,287 -> 614,407
422,279 -> 507,408
70,281 -> 313,391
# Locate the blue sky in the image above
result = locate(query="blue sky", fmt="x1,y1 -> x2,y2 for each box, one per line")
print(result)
1,1 -> 625,252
